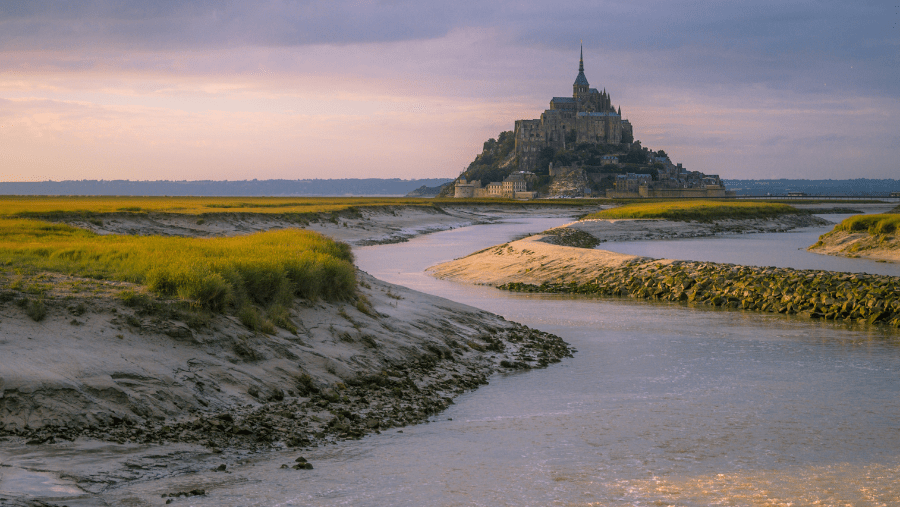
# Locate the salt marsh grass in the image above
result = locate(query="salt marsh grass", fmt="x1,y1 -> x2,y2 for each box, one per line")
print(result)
0,195 -> 604,219
0,196 -> 435,217
832,214 -> 900,236
582,200 -> 799,222
0,219 -> 356,310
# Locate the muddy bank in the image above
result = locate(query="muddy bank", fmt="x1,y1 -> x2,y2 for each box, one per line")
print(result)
0,271 -> 572,450
0,207 -> 579,503
559,213 -> 829,243
52,203 -> 596,246
429,234 -> 900,329
808,230 -> 900,264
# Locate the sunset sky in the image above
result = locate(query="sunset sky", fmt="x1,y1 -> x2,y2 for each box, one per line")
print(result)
1,1 -> 897,182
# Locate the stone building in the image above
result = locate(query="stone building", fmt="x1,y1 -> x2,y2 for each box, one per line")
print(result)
515,47 -> 633,172
453,174 -> 535,199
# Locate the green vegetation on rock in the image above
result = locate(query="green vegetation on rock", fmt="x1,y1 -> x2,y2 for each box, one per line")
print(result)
499,261 -> 900,329
453,131 -> 518,189
581,201 -> 802,222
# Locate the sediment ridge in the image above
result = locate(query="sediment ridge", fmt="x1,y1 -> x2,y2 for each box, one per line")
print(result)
429,235 -> 900,329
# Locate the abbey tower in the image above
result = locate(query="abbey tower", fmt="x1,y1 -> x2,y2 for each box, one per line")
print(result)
514,47 -> 633,172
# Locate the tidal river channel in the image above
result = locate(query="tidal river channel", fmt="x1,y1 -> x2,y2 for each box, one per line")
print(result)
201,216 -> 899,506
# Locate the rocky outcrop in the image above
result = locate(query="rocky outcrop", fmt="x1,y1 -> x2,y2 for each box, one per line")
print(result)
548,167 -> 590,197
500,261 -> 900,328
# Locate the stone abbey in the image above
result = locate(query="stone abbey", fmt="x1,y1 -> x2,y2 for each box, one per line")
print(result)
452,47 -> 732,199
515,47 -> 633,173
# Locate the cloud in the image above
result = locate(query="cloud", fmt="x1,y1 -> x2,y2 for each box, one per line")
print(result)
0,1 -> 897,181
2,0 -> 896,100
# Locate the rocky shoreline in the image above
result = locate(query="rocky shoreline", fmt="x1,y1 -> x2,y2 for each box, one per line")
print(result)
500,260 -> 900,328
6,306 -> 571,451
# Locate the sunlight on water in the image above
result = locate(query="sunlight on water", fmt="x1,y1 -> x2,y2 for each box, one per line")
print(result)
602,463 -> 900,506
129,215 -> 899,506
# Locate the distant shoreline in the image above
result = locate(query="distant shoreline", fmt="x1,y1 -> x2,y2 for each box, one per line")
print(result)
2,178 -> 899,197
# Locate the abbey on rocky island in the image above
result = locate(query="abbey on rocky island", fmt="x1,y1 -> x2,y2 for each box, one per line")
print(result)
515,46 -> 633,173
451,47 -> 732,199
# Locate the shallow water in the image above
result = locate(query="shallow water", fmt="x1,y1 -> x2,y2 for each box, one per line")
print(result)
167,216 -> 900,506
599,213 -> 899,276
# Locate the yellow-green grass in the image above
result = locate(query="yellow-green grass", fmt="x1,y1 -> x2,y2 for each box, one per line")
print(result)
581,200 -> 800,222
0,218 -> 355,310
0,196 -> 439,218
0,195 -> 611,220
830,214 -> 900,236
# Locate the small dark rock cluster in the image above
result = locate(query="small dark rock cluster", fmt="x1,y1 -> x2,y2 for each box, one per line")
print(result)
163,489 -> 205,503
540,228 -> 601,249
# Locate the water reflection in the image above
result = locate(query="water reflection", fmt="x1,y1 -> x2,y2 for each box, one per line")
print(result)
132,216 -> 900,505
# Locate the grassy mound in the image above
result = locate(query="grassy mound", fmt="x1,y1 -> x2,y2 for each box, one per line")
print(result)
0,219 -> 355,311
582,201 -> 800,222
831,214 -> 900,236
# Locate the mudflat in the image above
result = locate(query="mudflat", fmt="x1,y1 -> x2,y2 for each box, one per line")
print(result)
0,203 -> 589,503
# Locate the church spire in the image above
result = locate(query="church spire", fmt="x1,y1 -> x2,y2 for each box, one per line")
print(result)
573,44 -> 589,95
579,44 -> 584,73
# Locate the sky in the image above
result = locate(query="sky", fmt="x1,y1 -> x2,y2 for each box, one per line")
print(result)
0,0 -> 898,182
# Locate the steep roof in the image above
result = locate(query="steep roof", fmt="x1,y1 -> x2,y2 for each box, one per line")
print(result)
574,71 -> 590,87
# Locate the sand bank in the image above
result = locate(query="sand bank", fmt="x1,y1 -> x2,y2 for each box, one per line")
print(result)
561,213 -> 829,243
808,230 -> 900,263
55,203 -> 594,246
429,217 -> 900,330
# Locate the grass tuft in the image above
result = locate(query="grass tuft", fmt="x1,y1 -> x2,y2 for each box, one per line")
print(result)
831,214 -> 900,237
581,201 -> 800,222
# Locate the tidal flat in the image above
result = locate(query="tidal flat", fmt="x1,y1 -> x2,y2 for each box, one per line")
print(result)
1,199 -> 897,504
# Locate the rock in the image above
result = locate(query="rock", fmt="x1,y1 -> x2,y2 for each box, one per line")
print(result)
232,425 -> 253,436
164,323 -> 194,340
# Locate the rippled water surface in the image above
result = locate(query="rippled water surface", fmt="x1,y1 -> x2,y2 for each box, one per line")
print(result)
599,213 -> 899,276
146,217 -> 900,505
